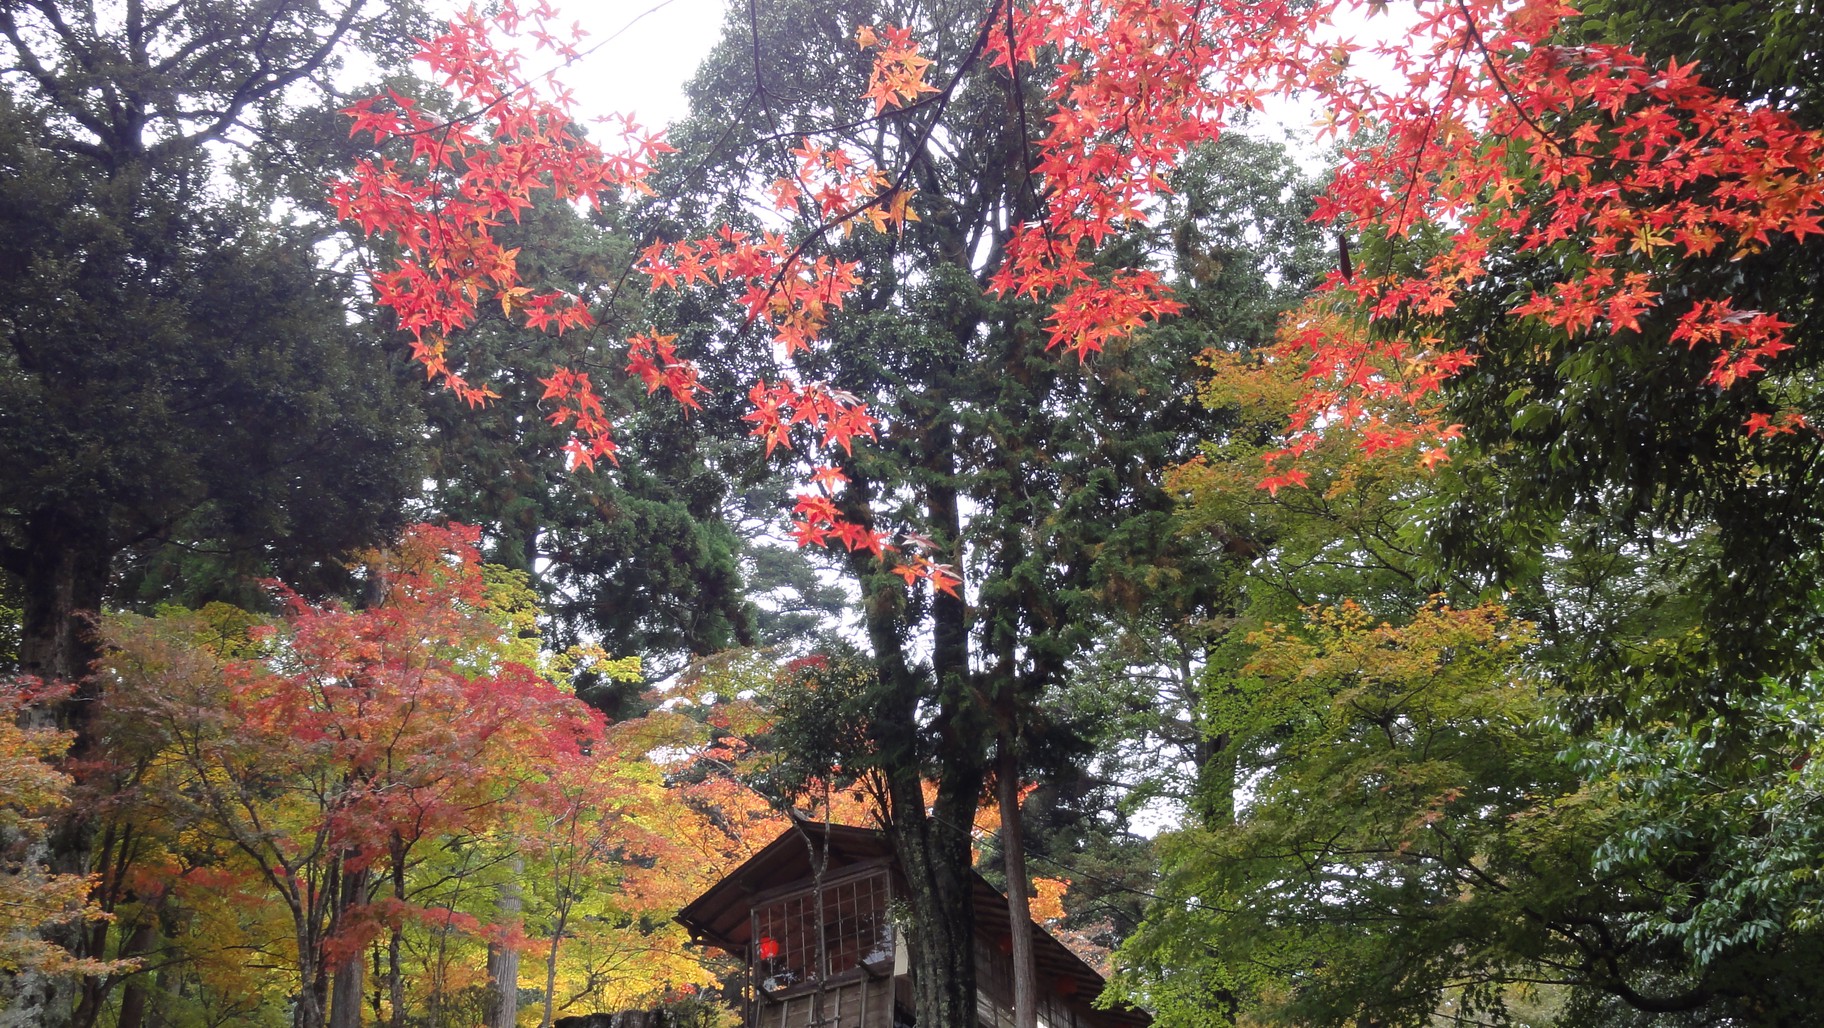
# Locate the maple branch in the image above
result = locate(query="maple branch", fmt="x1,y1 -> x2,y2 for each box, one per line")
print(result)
1453,0 -> 1582,168
1002,0 -> 1045,225
1388,35 -> 1468,244
723,90 -> 961,151
741,9 -> 999,329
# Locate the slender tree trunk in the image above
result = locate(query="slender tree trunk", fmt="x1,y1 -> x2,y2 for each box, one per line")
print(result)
388,835 -> 407,1028
540,899 -> 570,1028
997,737 -> 1038,1028
296,923 -> 327,1028
70,819 -> 120,1028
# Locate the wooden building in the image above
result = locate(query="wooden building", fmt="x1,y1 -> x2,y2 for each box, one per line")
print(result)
675,824 -> 1149,1028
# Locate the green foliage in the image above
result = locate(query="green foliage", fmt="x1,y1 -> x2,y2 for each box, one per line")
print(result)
1567,0 -> 1824,123
0,578 -> 20,668
1579,673 -> 1824,970
748,651 -> 883,805
1117,602 -> 1578,1027
1125,6 -> 1824,1024
413,191 -> 775,675
0,1 -> 428,691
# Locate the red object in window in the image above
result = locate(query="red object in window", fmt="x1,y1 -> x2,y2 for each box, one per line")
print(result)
758,936 -> 781,960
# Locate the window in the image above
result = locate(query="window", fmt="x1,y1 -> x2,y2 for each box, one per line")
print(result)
751,869 -> 894,994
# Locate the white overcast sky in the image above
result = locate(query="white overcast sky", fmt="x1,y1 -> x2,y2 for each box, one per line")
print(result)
542,0 -> 1402,161
563,0 -> 731,133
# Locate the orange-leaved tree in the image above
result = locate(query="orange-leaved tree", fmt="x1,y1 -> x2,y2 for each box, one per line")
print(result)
0,681 -> 114,980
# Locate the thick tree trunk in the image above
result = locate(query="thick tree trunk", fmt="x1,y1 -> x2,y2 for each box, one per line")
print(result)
884,768 -> 981,1028
997,738 -> 1038,1028
847,432 -> 988,1028
16,510 -> 110,690
327,944 -> 363,1027
2,512 -> 111,1028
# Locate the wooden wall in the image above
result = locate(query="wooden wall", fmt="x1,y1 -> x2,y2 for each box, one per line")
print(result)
753,978 -> 892,1028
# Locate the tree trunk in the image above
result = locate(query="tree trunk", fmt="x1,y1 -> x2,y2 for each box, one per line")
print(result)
16,509 -> 110,690
997,737 -> 1038,1028
0,513 -> 111,1027
1192,729 -> 1236,828
112,921 -> 159,1028
328,865 -> 369,1028
296,929 -> 327,1028
851,446 -> 985,1028
884,768 -> 981,1028
327,946 -> 363,1028
485,941 -> 521,1028
486,860 -> 523,1028
540,900 -> 570,1028
388,835 -> 407,1028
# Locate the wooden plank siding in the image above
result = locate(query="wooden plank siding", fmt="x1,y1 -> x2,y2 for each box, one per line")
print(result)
753,977 -> 889,1028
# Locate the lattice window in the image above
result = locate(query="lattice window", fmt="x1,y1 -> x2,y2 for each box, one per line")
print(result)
752,869 -> 893,994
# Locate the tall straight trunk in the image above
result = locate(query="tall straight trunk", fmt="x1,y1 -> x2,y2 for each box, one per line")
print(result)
997,737 -> 1038,1028
112,921 -> 159,1028
486,859 -> 523,1028
326,941 -> 363,1027
328,866 -> 369,1028
3,511 -> 112,1028
388,836 -> 408,1028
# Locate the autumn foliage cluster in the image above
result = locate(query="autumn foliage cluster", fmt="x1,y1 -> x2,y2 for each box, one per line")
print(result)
334,0 -> 1824,509
12,0 -> 1824,1022
2,522 -> 1084,1024
4,525 -> 813,1024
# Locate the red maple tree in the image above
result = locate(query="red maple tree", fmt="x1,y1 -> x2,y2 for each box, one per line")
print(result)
100,524 -> 603,1028
334,0 -> 1824,525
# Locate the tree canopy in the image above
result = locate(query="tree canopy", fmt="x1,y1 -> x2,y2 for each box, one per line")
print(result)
11,0 -> 1824,1026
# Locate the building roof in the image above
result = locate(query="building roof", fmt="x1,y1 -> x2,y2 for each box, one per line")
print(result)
675,822 -> 1150,1028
